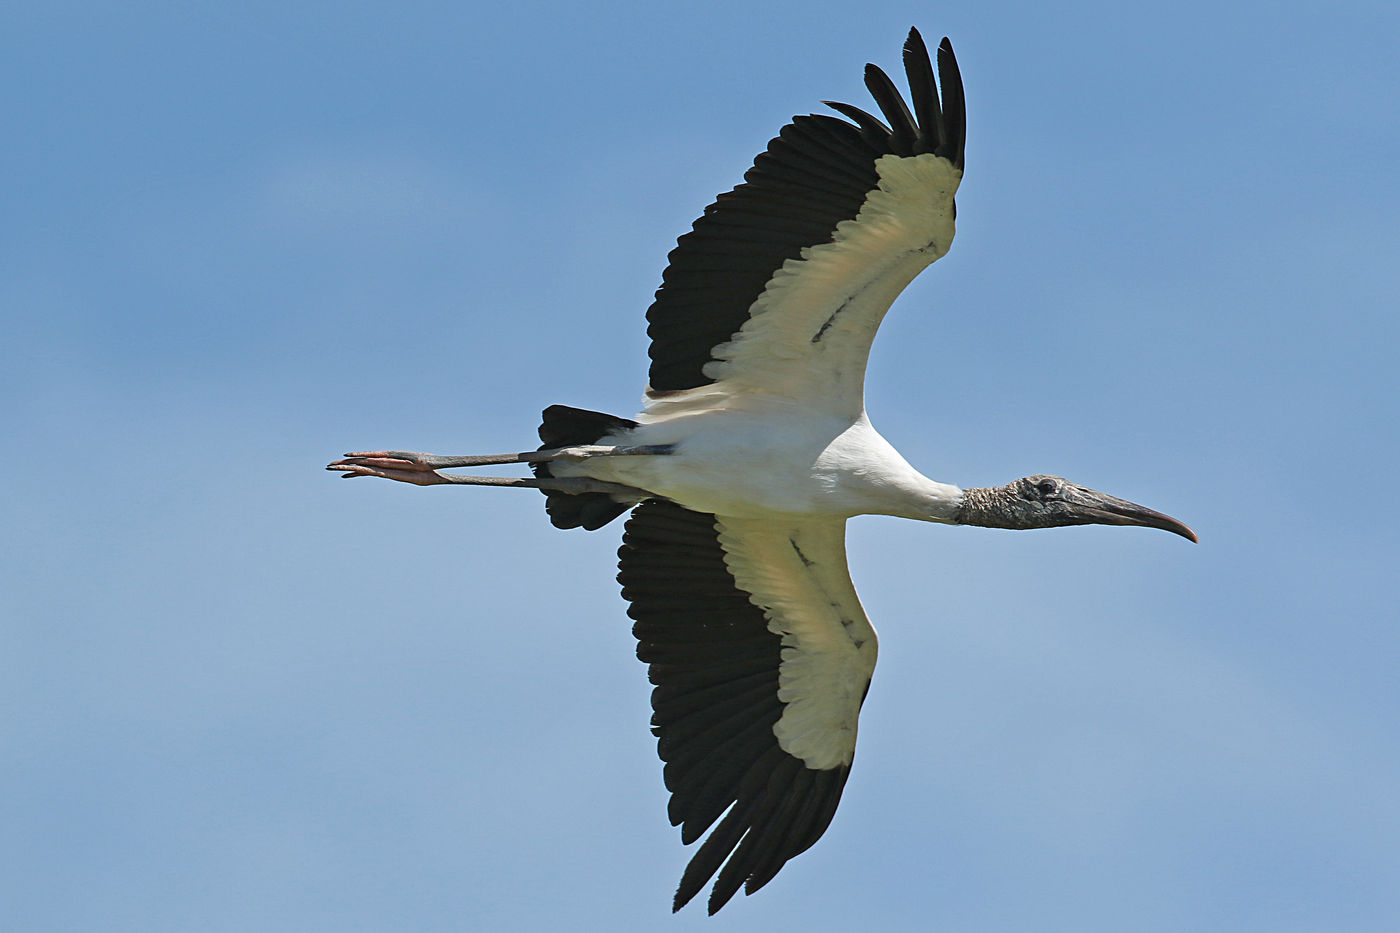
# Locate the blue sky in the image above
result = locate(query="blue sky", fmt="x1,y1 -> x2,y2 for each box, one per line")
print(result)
4,2 -> 1398,930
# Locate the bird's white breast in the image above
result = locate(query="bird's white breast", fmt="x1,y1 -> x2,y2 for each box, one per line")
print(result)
576,406 -> 961,522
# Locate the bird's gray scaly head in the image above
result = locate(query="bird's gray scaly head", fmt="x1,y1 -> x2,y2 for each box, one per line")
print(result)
957,474 -> 1197,542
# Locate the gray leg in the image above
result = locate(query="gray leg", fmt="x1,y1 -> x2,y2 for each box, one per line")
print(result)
324,444 -> 672,493
329,443 -> 674,471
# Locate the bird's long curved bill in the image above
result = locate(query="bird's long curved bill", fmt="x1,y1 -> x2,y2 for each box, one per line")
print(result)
1067,490 -> 1198,542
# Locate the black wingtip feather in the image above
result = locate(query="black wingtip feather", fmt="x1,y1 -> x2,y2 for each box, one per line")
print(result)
708,759 -> 805,908
863,63 -> 918,155
819,99 -> 892,150
672,796 -> 756,913
936,36 -> 967,170
903,29 -> 945,153
827,29 -> 966,166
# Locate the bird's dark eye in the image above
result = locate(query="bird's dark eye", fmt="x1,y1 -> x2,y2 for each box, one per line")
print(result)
1036,479 -> 1058,496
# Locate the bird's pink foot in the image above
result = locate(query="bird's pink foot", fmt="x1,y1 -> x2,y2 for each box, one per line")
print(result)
326,452 -> 454,485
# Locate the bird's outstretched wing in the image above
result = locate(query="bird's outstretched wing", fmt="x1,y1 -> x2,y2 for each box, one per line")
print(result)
619,501 -> 878,913
644,29 -> 965,420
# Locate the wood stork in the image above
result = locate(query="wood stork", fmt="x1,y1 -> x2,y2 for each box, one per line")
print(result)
327,29 -> 1195,914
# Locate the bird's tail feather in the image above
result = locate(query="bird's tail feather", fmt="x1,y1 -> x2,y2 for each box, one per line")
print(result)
534,405 -> 639,530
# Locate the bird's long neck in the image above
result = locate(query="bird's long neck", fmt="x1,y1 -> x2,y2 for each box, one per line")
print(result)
954,483 -> 1024,529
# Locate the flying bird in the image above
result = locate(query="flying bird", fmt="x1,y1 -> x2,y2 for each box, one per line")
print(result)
328,29 -> 1195,914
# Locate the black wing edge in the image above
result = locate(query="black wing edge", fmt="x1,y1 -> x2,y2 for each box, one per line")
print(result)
644,29 -> 966,393
824,30 -> 964,169
618,501 -> 853,914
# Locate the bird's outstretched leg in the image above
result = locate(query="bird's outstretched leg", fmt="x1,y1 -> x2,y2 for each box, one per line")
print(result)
325,445 -> 670,495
